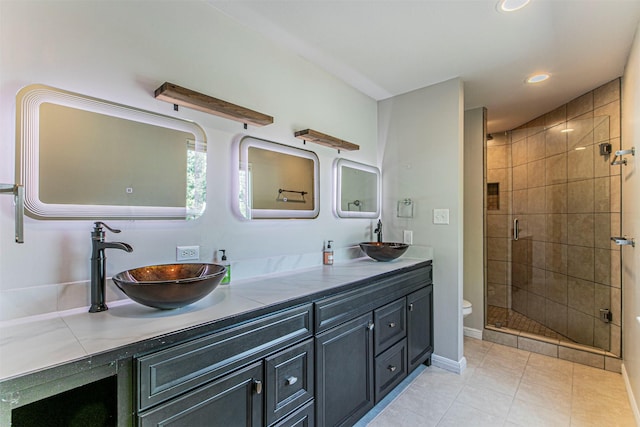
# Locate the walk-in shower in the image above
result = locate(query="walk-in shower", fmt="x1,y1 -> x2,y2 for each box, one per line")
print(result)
484,78 -> 622,356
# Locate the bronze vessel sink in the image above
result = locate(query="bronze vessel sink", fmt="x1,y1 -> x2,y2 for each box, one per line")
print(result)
112,263 -> 226,309
359,242 -> 409,262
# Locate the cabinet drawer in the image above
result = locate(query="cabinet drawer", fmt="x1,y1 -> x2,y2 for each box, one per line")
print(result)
266,339 -> 314,426
273,400 -> 314,427
315,266 -> 430,333
374,338 -> 407,403
373,298 -> 406,355
138,362 -> 263,427
137,304 -> 312,411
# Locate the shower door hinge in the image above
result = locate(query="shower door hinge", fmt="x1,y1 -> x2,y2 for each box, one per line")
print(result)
599,308 -> 612,323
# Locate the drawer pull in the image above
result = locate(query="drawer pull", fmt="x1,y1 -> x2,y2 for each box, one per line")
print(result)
254,379 -> 263,394
367,321 -> 375,331
388,322 -> 396,328
388,365 -> 397,372
285,376 -> 298,386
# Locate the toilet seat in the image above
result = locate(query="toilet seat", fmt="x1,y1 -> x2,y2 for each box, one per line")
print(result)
463,299 -> 472,317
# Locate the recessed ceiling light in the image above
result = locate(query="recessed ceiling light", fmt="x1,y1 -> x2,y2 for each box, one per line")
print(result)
497,0 -> 531,12
526,73 -> 550,84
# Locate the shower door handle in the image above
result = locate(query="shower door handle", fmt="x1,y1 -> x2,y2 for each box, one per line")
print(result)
513,218 -> 519,241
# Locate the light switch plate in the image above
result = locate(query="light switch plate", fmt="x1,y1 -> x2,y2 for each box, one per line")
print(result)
433,209 -> 450,225
403,230 -> 413,244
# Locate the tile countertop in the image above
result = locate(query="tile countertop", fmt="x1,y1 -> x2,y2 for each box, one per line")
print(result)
0,256 -> 432,382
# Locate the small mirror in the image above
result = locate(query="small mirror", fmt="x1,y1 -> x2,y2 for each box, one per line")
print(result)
237,136 -> 319,219
334,158 -> 380,218
16,84 -> 207,220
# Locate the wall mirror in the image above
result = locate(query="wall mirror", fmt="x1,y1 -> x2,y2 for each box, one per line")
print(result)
237,136 -> 319,219
16,84 -> 207,220
334,158 -> 380,218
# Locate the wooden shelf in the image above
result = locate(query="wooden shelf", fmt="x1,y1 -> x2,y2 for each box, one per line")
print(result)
294,129 -> 359,151
154,82 -> 273,127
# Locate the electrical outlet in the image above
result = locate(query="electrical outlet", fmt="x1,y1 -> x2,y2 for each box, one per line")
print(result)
433,208 -> 450,225
176,245 -> 200,261
403,230 -> 413,245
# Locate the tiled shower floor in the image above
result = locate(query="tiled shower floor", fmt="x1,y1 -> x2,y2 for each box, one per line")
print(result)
487,305 -> 575,343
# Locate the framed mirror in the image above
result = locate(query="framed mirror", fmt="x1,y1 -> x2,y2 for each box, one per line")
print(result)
237,136 -> 319,219
16,84 -> 207,220
334,158 -> 380,218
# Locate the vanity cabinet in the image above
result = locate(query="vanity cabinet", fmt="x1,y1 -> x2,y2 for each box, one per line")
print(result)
136,304 -> 313,426
2,260 -> 432,427
314,263 -> 433,427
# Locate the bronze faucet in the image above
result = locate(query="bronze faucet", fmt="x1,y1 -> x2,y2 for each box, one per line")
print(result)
374,219 -> 383,243
89,222 -> 133,313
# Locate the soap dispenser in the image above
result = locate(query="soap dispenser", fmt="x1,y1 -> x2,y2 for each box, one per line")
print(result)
323,240 -> 334,265
219,249 -> 231,284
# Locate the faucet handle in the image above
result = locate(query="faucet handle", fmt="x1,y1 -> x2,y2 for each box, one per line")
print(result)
93,221 -> 121,234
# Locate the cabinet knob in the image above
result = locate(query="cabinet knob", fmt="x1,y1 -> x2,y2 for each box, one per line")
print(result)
285,376 -> 298,386
388,365 -> 397,372
367,321 -> 375,331
388,322 -> 396,328
408,303 -> 414,312
253,379 -> 262,394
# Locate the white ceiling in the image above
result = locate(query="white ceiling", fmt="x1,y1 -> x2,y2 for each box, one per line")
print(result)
209,0 -> 640,133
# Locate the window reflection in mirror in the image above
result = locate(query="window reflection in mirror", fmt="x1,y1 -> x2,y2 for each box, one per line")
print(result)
17,84 -> 207,220
334,159 -> 380,218
237,136 -> 319,219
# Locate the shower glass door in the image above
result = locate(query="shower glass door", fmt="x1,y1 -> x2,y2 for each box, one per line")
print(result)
485,91 -> 622,357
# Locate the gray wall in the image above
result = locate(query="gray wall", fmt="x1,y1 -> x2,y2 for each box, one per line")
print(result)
0,1 -> 378,317
379,78 -> 465,364
463,107 -> 485,332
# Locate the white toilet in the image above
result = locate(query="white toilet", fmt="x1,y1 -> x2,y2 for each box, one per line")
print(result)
463,299 -> 473,318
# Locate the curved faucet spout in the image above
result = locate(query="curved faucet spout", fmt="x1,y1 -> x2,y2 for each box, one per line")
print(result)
96,241 -> 133,253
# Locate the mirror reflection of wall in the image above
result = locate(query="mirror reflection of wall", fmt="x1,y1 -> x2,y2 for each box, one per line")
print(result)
39,103 -> 189,207
248,147 -> 314,210
334,159 -> 380,219
237,136 -> 319,219
17,84 -> 207,220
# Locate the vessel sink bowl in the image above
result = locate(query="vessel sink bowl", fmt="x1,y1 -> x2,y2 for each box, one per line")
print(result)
359,242 -> 409,262
112,263 -> 226,309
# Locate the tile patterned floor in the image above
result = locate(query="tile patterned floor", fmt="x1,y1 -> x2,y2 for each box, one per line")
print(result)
487,305 -> 575,343
365,337 -> 636,426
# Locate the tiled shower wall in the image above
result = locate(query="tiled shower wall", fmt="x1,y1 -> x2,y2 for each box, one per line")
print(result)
485,79 -> 622,354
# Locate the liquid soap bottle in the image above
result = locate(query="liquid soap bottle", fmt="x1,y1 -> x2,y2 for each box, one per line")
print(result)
323,240 -> 334,265
219,249 -> 231,284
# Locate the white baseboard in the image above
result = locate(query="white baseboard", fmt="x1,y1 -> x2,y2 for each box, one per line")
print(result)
622,363 -> 640,426
432,354 -> 467,374
463,327 -> 483,340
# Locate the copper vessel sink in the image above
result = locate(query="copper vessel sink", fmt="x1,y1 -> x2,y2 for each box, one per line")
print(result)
359,242 -> 409,262
112,263 -> 226,309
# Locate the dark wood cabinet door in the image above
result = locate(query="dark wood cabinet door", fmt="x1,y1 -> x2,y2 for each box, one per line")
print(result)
315,312 -> 374,427
138,362 -> 263,427
407,285 -> 434,371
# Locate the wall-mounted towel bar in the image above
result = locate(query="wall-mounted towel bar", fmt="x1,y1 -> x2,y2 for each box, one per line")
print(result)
611,236 -> 635,247
0,184 -> 24,243
610,147 -> 635,166
277,188 -> 307,203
